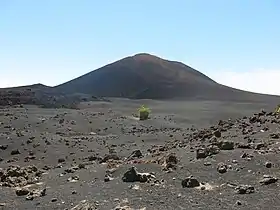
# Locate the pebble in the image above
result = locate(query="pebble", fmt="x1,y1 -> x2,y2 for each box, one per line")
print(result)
265,162 -> 272,168
235,200 -> 242,206
217,162 -> 228,174
51,198 -> 58,202
232,159 -> 238,164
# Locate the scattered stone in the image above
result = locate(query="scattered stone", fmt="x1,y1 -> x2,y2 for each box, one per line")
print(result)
235,185 -> 255,194
27,139 -> 33,144
16,188 -> 30,196
0,145 -> 8,150
25,195 -> 34,200
0,165 -> 40,187
235,200 -> 242,206
259,175 -> 278,185
249,116 -> 258,123
65,166 -> 79,173
196,149 -> 208,159
101,154 -> 120,163
241,152 -> 253,159
265,162 -> 272,168
255,143 -> 267,150
87,155 -> 98,161
204,162 -> 212,166
163,153 -> 178,170
57,158 -> 65,163
217,140 -> 234,150
40,188 -> 47,197
68,175 -> 80,182
104,174 -> 114,182
217,162 -> 228,174
11,149 -> 20,155
51,198 -> 58,202
232,159 -> 238,164
196,145 -> 220,159
181,176 -> 200,188
200,186 -> 206,190
213,130 -> 221,138
16,131 -> 24,137
236,142 -> 252,149
78,163 -> 86,169
122,167 -> 155,183
270,133 -> 280,139
128,150 -> 143,160
70,199 -> 97,210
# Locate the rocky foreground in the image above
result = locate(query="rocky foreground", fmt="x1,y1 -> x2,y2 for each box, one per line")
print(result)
0,103 -> 280,209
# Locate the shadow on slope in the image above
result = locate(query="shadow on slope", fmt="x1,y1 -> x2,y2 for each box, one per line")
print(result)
0,84 -> 108,109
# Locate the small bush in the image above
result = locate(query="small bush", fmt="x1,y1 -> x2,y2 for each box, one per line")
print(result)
275,104 -> 280,114
138,105 -> 151,120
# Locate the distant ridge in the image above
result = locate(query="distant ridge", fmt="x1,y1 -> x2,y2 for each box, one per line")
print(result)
0,83 -> 51,90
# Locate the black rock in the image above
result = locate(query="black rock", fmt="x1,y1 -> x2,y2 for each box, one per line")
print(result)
122,167 -> 154,183
16,188 -> 30,196
236,143 -> 252,149
100,154 -> 120,163
260,175 -> 278,185
58,158 -> 66,163
122,167 -> 140,182
196,145 -> 220,159
217,140 -> 234,150
51,198 -> 58,202
265,162 -> 272,168
270,133 -> 280,139
213,130 -> 221,138
129,150 -> 143,159
235,185 -> 255,194
181,176 -> 200,188
104,174 -> 113,182
0,145 -> 8,150
235,200 -> 242,206
217,162 -> 228,174
11,149 -> 20,155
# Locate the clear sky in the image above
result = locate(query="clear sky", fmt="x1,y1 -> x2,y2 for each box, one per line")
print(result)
1,0 -> 280,95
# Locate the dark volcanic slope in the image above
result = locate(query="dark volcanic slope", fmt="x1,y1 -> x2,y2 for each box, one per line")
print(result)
55,53 -> 280,102
0,84 -> 105,108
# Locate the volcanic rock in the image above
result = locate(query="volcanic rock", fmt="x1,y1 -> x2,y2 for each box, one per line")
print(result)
217,162 -> 228,174
235,185 -> 255,194
122,167 -> 155,183
260,175 -> 278,185
196,145 -> 220,159
16,188 -> 30,196
217,140 -> 234,150
181,176 -> 200,188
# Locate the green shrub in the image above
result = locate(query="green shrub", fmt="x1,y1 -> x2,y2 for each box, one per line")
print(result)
138,105 -> 151,120
275,104 -> 280,114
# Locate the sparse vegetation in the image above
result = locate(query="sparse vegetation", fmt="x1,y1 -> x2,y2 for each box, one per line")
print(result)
275,104 -> 280,114
138,105 -> 151,120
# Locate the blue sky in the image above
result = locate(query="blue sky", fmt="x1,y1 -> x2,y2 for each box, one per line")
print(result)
1,0 -> 280,94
